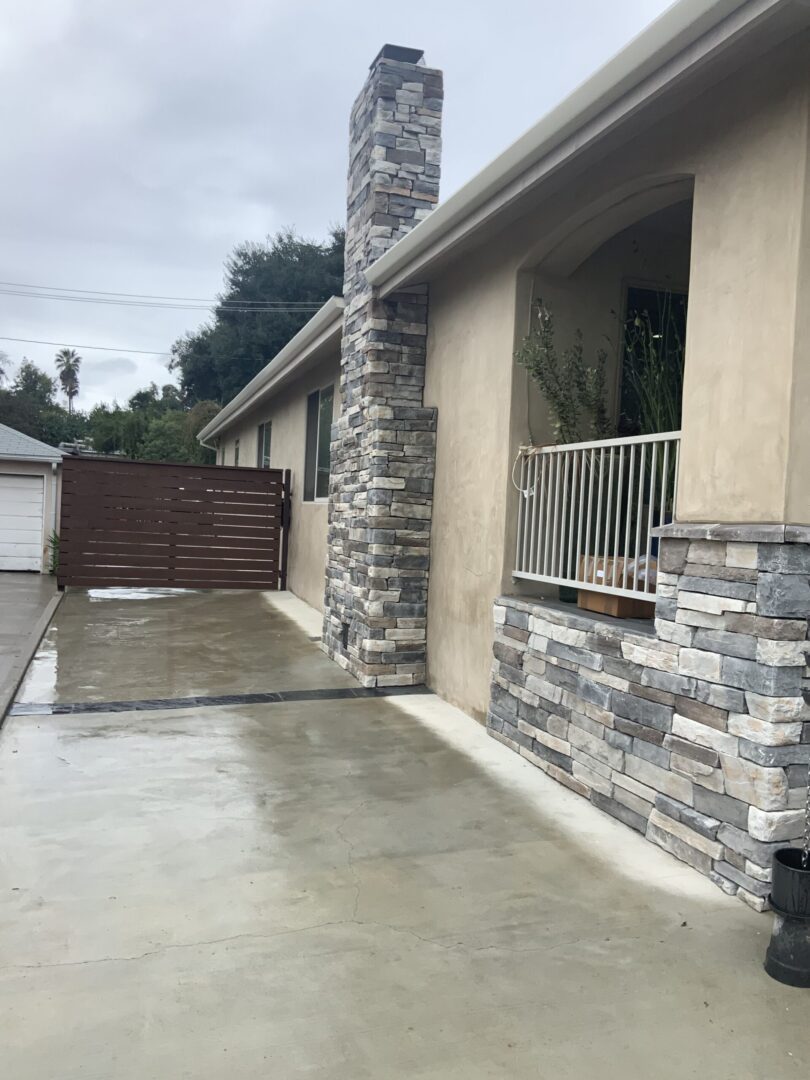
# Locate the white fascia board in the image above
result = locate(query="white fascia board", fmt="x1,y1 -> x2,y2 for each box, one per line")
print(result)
198,296 -> 344,443
0,454 -> 62,464
365,0 -> 787,294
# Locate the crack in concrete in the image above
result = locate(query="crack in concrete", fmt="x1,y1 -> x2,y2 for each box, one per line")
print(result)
1,922 -> 351,972
334,799 -> 368,921
2,920 -> 585,972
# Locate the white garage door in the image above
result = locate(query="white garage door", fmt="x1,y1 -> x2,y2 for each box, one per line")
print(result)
0,473 -> 45,571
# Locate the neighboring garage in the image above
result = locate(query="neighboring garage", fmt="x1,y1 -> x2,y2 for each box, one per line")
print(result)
0,423 -> 61,573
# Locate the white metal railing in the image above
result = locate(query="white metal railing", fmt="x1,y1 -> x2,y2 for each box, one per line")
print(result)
513,431 -> 681,599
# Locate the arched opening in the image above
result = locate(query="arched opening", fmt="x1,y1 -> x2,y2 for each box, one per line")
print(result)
520,178 -> 694,444
510,179 -> 695,615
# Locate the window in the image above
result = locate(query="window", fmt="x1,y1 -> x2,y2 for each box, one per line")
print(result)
619,286 -> 687,436
257,421 -> 272,468
234,438 -> 240,467
304,384 -> 334,500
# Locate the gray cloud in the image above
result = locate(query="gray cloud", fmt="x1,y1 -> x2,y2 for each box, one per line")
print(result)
0,0 -> 671,408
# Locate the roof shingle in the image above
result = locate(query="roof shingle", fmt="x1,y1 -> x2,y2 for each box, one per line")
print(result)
0,422 -> 62,462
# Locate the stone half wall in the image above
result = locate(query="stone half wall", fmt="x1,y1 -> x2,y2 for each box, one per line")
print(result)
487,534 -> 810,911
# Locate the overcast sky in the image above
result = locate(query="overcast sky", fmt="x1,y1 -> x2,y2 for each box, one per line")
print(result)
0,0 -> 673,409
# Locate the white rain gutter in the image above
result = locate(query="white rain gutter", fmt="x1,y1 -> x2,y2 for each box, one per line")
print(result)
365,0 -> 791,294
1,454 -> 62,463
197,295 -> 344,444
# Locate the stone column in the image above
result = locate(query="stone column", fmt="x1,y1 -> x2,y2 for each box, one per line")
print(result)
322,45 -> 443,686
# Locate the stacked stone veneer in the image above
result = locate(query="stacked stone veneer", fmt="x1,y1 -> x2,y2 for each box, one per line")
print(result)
322,46 -> 443,686
488,533 -> 810,910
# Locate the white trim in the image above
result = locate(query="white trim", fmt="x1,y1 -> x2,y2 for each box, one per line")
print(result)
512,570 -> 653,602
525,430 -> 682,455
365,0 -> 794,294
198,296 -> 344,443
0,453 -> 62,464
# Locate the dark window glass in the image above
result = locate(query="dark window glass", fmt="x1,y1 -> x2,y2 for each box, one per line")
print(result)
234,439 -> 240,467
304,384 -> 334,501
316,385 -> 334,499
257,422 -> 272,468
619,287 -> 687,436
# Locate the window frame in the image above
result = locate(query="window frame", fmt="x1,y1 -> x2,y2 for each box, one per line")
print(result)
304,384 -> 335,502
257,421 -> 272,469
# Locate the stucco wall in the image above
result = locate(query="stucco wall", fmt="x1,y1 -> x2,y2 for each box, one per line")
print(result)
677,58 -> 810,523
218,352 -> 339,611
423,240 -> 519,720
422,35 -> 810,721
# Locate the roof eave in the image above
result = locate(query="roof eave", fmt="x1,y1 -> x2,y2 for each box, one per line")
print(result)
0,453 -> 62,464
365,0 -> 793,295
197,296 -> 344,443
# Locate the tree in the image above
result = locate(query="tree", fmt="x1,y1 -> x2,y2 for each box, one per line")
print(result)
13,360 -> 56,407
54,348 -> 82,414
0,360 -> 87,444
171,227 -> 344,403
139,411 -> 189,462
0,350 -> 8,384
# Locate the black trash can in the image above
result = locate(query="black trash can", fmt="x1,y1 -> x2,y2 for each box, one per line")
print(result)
765,848 -> 810,988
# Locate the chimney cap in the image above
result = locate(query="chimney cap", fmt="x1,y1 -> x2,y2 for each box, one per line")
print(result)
371,44 -> 425,68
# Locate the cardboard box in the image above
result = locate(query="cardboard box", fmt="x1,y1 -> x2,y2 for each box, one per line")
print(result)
577,555 -> 656,619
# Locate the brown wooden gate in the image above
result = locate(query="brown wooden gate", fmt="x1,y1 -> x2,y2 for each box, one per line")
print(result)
57,457 -> 291,591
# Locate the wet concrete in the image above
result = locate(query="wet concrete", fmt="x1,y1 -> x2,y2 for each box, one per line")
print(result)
16,587 -> 355,704
1,589 -> 808,1078
0,572 -> 60,718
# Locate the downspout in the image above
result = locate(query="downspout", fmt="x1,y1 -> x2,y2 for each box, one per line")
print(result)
198,435 -> 219,457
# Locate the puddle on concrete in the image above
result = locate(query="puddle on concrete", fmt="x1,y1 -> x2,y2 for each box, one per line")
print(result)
87,588 -> 198,602
19,627 -> 57,704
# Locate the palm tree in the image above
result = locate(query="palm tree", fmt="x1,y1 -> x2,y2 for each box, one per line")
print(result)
54,348 -> 81,414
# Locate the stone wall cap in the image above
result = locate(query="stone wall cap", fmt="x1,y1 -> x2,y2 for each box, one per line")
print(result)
652,523 -> 791,542
372,45 -> 425,68
497,595 -> 656,638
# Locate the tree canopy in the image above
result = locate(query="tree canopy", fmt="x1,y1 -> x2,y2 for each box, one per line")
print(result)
170,227 -> 345,403
0,225 -> 344,464
0,369 -> 219,464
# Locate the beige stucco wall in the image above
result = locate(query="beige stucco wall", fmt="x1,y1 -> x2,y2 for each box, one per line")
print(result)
1,459 -> 61,573
422,34 -> 810,721
677,56 -> 810,523
423,239 -> 521,720
787,119 -> 810,525
217,352 -> 339,611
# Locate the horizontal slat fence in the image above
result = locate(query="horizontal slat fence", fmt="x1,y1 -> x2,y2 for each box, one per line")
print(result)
514,431 -> 680,599
58,457 -> 290,590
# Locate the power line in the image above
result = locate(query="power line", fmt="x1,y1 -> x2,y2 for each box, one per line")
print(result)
0,335 -> 169,355
0,279 -> 323,310
0,289 -> 322,313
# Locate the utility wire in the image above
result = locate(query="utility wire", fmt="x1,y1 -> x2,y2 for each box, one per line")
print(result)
0,279 -> 322,310
0,291 -> 322,313
0,335 -> 170,355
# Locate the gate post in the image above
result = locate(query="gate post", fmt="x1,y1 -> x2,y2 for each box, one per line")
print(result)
280,469 -> 292,591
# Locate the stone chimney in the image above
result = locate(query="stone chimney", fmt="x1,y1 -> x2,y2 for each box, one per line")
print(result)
322,45 -> 443,686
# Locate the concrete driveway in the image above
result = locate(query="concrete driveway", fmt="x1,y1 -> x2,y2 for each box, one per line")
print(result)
1,589 -> 807,1079
0,573 -> 61,719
